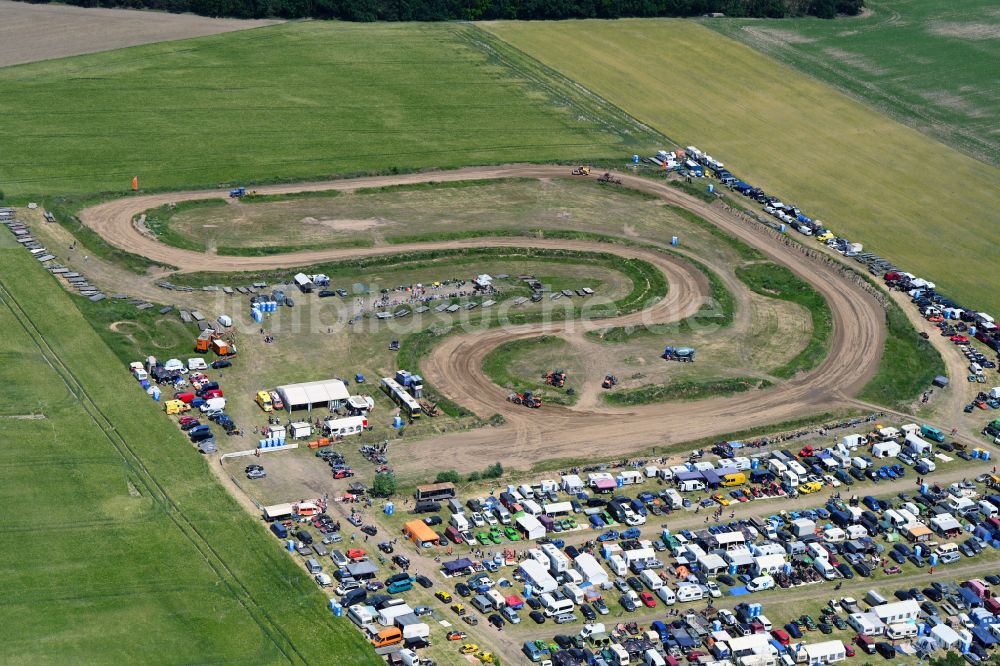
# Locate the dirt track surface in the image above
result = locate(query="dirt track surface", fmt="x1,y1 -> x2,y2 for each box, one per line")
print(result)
0,1 -> 279,69
79,166 -> 887,473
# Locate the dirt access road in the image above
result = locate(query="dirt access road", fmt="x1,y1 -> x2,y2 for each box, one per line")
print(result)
0,1 -> 279,69
79,165 -> 886,474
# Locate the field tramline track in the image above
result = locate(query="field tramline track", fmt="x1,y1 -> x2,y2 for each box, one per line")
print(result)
0,279 -> 306,666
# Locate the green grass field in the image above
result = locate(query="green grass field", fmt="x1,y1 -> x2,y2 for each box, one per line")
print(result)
0,249 -> 377,664
707,0 -> 1000,167
481,19 -> 1000,314
0,22 -> 660,199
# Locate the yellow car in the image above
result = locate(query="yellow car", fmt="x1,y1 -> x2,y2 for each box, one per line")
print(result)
459,644 -> 479,654
711,493 -> 730,507
798,481 -> 823,494
816,231 -> 834,242
476,651 -> 496,663
255,390 -> 273,412
435,590 -> 452,603
451,603 -> 466,616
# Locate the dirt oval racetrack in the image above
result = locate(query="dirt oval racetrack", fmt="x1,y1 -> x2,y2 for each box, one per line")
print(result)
79,165 -> 886,472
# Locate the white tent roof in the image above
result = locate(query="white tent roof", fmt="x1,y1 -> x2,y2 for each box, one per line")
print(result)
930,624 -> 961,647
277,379 -> 349,408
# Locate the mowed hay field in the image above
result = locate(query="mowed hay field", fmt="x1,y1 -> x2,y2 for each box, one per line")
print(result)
708,0 -> 1000,166
482,20 -> 1000,313
0,250 -> 377,664
0,21 -> 657,198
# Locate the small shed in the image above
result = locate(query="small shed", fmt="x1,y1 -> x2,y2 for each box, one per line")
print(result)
289,421 -> 313,439
403,520 -> 440,548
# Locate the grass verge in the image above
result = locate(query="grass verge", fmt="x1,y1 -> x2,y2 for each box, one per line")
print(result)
735,262 -> 832,378
603,376 -> 772,406
481,336 -> 578,406
859,300 -> 945,409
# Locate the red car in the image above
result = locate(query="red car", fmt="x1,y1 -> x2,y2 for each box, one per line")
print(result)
951,335 -> 969,343
883,566 -> 902,575
179,415 -> 199,425
799,445 -> 815,457
771,629 -> 790,646
639,592 -> 656,608
334,470 -> 355,479
845,646 -> 856,657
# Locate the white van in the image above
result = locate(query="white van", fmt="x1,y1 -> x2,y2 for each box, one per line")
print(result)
979,501 -> 999,519
200,397 -> 226,412
640,570 -> 663,591
495,505 -> 512,525
852,457 -> 869,470
518,484 -> 535,499
676,584 -> 704,602
679,480 -> 705,492
187,358 -> 208,370
747,575 -> 775,592
543,597 -> 575,617
656,585 -> 676,605
449,513 -> 469,531
814,559 -> 837,580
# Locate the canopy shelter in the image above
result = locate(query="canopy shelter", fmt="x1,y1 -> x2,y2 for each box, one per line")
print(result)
276,379 -> 349,413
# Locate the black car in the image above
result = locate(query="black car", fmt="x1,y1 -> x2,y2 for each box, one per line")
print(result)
180,420 -> 202,431
210,359 -> 232,369
529,610 -> 546,624
423,515 -> 443,526
581,605 -> 597,621
818,622 -> 833,634
377,541 -> 393,554
836,563 -> 854,579
717,574 -> 736,586
985,575 -> 1000,586
392,554 -> 410,568
831,615 -> 847,630
875,642 -> 896,659
295,529 -> 313,545
553,635 -> 575,649
455,583 -> 471,598
923,587 -> 943,601
565,545 -> 580,559
852,562 -> 871,578
414,575 -> 432,589
284,296 -> 294,307
526,596 -> 541,610
318,290 -> 336,298
907,588 -> 925,601
620,596 -> 636,612
488,613 -> 504,629
626,577 -> 644,592
360,525 -> 378,536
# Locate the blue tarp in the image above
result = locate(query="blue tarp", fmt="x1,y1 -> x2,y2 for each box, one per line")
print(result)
728,586 -> 750,596
442,558 -> 473,574
676,470 -> 704,482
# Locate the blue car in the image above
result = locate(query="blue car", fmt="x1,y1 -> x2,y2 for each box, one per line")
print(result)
598,530 -> 620,542
589,514 -> 605,529
622,528 -> 641,539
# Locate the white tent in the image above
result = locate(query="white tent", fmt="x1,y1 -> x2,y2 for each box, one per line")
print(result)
277,379 -> 349,412
872,440 -> 901,458
516,514 -> 545,540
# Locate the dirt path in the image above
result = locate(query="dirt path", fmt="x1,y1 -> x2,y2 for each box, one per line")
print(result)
78,166 -> 889,475
0,0 -> 279,69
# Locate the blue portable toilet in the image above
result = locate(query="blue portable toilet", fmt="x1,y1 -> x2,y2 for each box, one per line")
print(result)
251,308 -> 262,324
329,600 -> 342,617
915,545 -> 923,558
287,540 -> 295,552
751,458 -> 759,470
929,554 -> 939,567
779,223 -> 786,233
983,450 -> 991,461
707,184 -> 714,193
151,386 -> 161,401
671,236 -> 679,246
633,154 -> 640,164
385,501 -> 394,516
355,374 -> 365,383
393,416 -> 404,428
728,564 -> 738,576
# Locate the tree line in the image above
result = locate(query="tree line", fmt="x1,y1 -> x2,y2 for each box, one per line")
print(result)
18,0 -> 864,21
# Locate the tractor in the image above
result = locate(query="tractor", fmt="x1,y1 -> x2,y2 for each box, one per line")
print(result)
662,346 -> 695,363
571,166 -> 591,176
601,374 -> 618,389
229,187 -> 247,198
508,392 -> 542,408
543,369 -> 567,388
597,172 -> 622,185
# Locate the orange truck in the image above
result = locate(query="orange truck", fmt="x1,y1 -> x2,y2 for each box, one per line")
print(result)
369,627 -> 401,648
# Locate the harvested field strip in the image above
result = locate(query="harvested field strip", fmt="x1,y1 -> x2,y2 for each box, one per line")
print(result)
735,262 -> 831,378
603,376 -> 772,406
480,19 -> 1000,313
